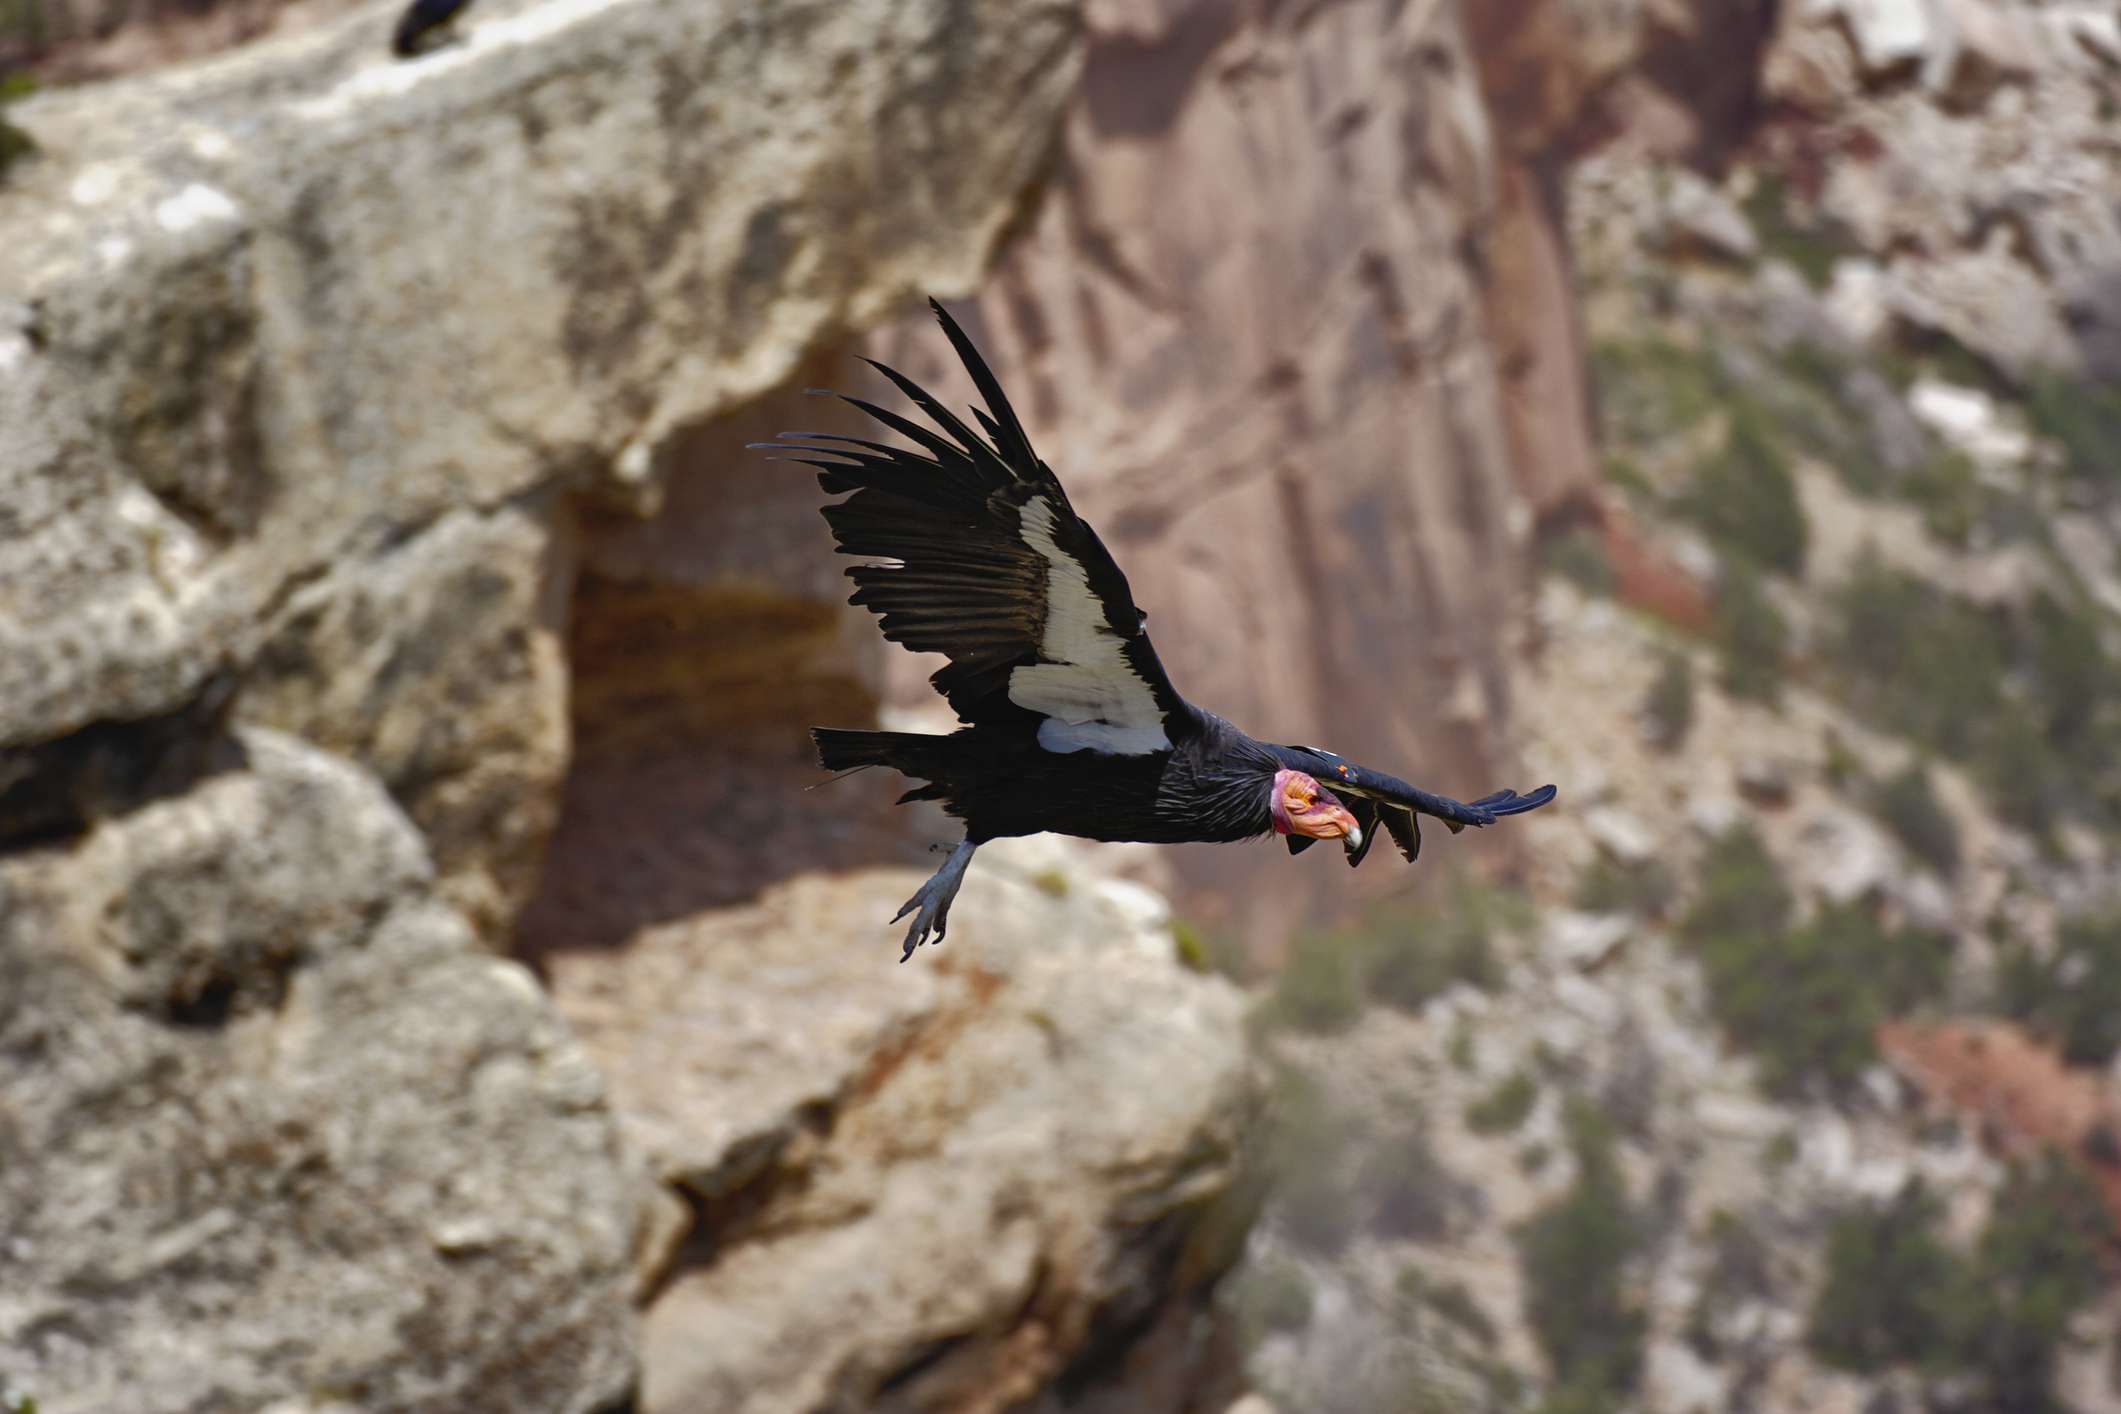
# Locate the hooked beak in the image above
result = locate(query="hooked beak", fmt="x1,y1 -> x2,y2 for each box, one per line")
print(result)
1272,768 -> 1364,851
1319,799 -> 1364,855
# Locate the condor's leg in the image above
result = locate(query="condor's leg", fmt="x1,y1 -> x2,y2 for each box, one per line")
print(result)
891,839 -> 979,962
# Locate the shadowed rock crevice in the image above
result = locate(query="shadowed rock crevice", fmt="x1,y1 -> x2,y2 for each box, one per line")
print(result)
515,354 -> 940,964
2,0 -> 1085,943
0,671 -> 243,853
1,0 -> 327,84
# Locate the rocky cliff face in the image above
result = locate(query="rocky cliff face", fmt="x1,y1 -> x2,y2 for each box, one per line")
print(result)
9,0 -> 2120,1410
0,1 -> 1247,1410
1221,3 -> 2121,1412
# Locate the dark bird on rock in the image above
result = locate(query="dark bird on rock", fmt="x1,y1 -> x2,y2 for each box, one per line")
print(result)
392,0 -> 472,57
760,301 -> 1557,961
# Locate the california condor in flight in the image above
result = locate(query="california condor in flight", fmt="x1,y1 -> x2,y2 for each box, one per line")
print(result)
762,301 -> 1556,960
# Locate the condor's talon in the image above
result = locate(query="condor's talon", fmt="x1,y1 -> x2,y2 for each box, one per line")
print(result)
892,840 -> 977,962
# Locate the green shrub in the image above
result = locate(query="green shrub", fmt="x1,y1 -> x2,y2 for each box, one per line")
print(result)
1996,913 -> 2121,1066
1264,886 -> 1535,1030
1712,562 -> 1789,704
1771,337 -> 1855,402
1821,728 -> 1865,790
1447,1022 -> 1476,1072
1602,454 -> 1654,499
1685,404 -> 1810,575
1808,1158 -> 2111,1408
1172,919 -> 1210,973
1683,832 -> 1951,1098
1764,342 -> 1900,496
1361,1117 -> 1472,1242
1173,919 -> 1250,983
1705,903 -> 1952,1098
1260,881 -> 1525,1030
2028,593 -> 2109,742
1234,1257 -> 1317,1338
1685,1210 -> 1777,1360
1517,1101 -> 1645,1408
1359,879 -> 1516,1014
1964,1155 -> 2112,1408
1741,172 -> 1862,290
1575,855 -> 1678,919
1971,710 -> 2070,839
1401,1270 -> 1501,1348
0,74 -> 34,180
2024,370 -> 2121,496
1872,763 -> 1959,877
1900,450 -> 1984,547
1826,556 -> 2121,838
1260,1066 -> 1367,1256
1641,651 -> 1695,751
1261,931 -> 1366,1036
1808,1182 -> 1964,1372
1590,336 -> 1724,445
1682,828 -> 1794,944
1465,1070 -> 1539,1136
1544,526 -> 1617,597
1828,553 -> 2006,754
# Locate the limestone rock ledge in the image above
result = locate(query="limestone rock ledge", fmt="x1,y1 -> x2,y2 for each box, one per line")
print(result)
0,0 -> 1082,933
547,839 -> 1254,1414
0,730 -> 641,1414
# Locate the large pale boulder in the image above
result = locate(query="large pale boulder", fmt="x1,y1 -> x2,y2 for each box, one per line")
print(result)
0,730 -> 641,1414
546,843 -> 1254,1414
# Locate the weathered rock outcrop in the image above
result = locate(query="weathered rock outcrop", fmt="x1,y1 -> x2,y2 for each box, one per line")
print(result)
0,0 -> 1081,934
1759,0 -> 2121,379
0,730 -> 640,1414
549,841 -> 1251,1414
1,0 -> 1110,1409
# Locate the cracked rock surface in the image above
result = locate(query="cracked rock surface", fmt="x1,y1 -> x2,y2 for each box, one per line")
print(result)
546,839 -> 1252,1414
0,0 -> 1081,933
0,731 -> 641,1414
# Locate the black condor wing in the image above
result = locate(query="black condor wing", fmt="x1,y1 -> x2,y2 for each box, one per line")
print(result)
759,300 -> 1191,757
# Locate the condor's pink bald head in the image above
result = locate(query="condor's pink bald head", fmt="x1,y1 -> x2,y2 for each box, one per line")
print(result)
1270,768 -> 1364,849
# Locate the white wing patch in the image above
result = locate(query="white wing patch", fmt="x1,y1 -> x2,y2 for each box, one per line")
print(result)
1009,496 -> 1171,756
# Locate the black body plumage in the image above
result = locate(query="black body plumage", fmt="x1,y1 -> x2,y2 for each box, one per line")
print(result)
392,0 -> 471,57
763,301 -> 1556,957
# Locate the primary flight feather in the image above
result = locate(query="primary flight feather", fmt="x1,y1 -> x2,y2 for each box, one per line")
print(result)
759,300 -> 1557,960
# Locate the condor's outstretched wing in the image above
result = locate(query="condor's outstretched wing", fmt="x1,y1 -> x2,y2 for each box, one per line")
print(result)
759,300 -> 1191,755
1286,745 -> 1558,867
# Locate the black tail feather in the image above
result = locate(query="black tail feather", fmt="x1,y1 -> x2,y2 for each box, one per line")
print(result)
813,727 -> 936,773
